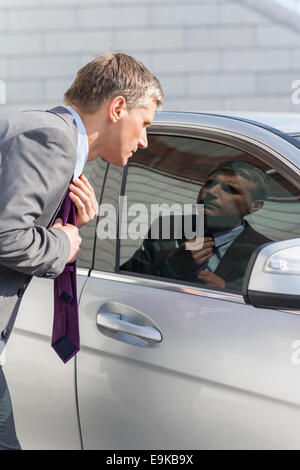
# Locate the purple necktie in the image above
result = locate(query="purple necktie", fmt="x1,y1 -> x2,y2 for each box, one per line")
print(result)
51,185 -> 80,363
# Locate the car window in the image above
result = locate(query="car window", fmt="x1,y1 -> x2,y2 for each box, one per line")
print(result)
118,134 -> 300,293
77,157 -> 108,269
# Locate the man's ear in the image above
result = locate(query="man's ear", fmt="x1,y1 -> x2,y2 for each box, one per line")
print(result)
248,200 -> 264,214
109,95 -> 127,123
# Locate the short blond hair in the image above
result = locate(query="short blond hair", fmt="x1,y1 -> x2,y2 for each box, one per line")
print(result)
64,52 -> 164,113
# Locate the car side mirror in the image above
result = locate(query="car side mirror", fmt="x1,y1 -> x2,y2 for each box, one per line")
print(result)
242,238 -> 300,310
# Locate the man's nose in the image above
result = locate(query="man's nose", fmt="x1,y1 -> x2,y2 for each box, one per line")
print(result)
138,129 -> 148,149
207,183 -> 221,197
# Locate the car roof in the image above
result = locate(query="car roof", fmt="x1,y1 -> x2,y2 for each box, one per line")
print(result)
215,112 -> 300,135
156,111 -> 300,135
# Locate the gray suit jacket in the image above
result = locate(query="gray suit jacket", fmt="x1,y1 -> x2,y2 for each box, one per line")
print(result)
0,106 -> 78,345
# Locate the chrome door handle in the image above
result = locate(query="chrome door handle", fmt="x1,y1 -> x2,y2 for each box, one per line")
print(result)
96,312 -> 162,343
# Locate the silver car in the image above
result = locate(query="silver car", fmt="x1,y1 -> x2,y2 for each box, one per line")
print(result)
4,111 -> 300,450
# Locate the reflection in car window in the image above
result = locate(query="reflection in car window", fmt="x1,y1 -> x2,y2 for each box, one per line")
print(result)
119,135 -> 300,293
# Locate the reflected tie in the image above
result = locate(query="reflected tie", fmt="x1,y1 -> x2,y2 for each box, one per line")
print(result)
51,185 -> 80,363
194,232 -> 214,275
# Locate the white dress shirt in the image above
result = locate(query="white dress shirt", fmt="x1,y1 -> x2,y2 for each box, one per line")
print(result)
66,105 -> 89,179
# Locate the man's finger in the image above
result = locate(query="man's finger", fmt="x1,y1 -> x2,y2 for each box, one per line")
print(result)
189,246 -> 214,261
197,270 -> 210,277
69,192 -> 86,210
79,176 -> 98,212
70,181 -> 97,210
73,175 -> 95,198
69,181 -> 90,198
70,190 -> 95,216
185,238 -> 214,251
197,251 -> 213,264
79,174 -> 94,191
69,192 -> 92,221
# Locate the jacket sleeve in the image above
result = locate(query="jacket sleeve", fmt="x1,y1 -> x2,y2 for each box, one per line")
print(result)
0,126 -> 76,278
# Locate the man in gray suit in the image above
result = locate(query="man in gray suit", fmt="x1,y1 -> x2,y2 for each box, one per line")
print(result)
0,52 -> 164,449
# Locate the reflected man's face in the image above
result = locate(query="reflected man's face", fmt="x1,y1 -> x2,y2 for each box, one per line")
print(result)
197,170 -> 262,231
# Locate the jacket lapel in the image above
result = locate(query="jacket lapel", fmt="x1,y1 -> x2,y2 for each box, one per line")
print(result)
45,107 -> 78,228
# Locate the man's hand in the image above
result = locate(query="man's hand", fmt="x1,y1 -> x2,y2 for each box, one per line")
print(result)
167,236 -> 214,274
69,174 -> 98,228
52,218 -> 82,263
197,270 -> 226,288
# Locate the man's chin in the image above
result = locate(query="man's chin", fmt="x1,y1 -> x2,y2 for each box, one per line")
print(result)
101,154 -> 129,167
121,155 -> 132,167
204,207 -> 219,217
121,153 -> 135,167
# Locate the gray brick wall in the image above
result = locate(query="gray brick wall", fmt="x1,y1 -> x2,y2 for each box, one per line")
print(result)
1,0 -> 300,116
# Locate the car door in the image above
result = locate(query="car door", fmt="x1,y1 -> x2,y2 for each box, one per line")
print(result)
76,114 -> 300,450
3,156 -> 107,450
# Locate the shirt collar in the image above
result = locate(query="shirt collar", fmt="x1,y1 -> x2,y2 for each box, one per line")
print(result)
66,105 -> 89,179
212,220 -> 246,248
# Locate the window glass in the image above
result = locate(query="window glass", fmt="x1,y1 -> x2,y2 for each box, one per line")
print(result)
77,157 -> 108,269
119,135 -> 300,293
